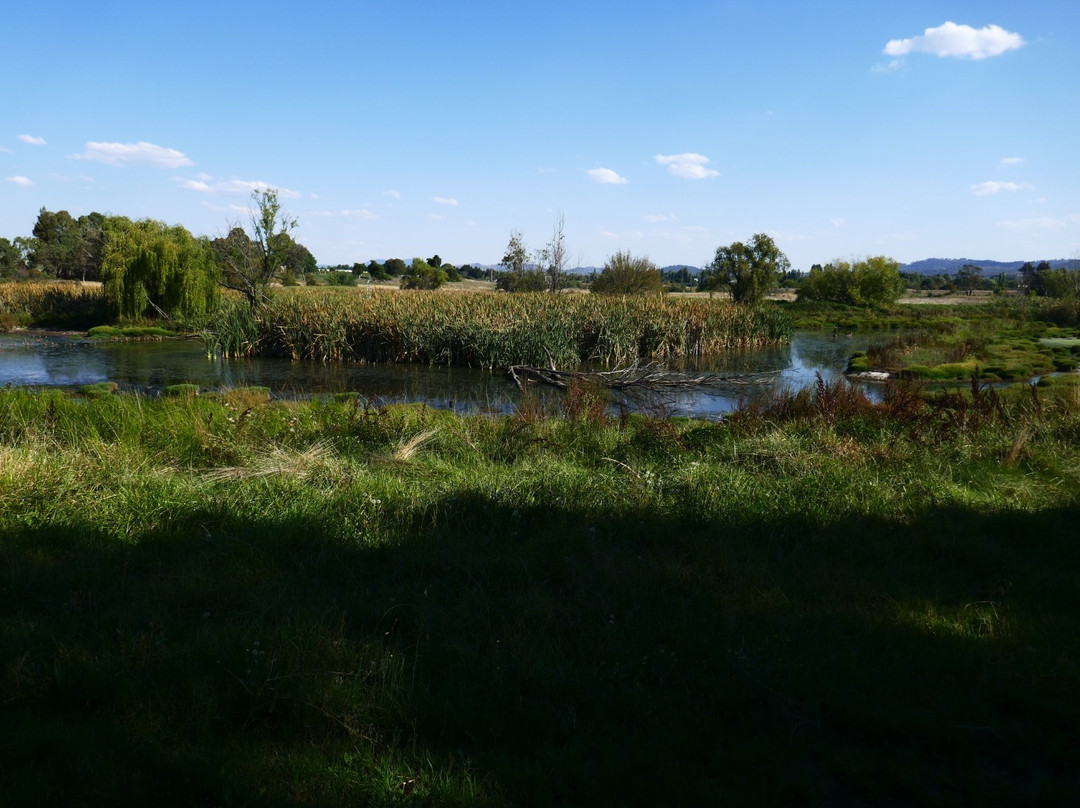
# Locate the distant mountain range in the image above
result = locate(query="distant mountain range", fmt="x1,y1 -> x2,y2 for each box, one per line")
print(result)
899,258 -> 1080,276
442,259 -> 1080,277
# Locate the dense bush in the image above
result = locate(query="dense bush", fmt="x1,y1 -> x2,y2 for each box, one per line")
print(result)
797,256 -> 906,306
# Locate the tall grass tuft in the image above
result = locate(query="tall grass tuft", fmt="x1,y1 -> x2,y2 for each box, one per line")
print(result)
202,288 -> 792,367
0,282 -> 109,330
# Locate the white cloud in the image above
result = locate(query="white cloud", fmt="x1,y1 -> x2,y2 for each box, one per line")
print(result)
18,134 -> 46,146
71,141 -> 194,168
383,190 -> 400,199
0,145 -> 12,153
831,218 -> 847,228
432,196 -> 458,206
999,156 -> 1026,166
587,167 -> 628,185
884,22 -> 1024,61
427,213 -> 444,221
179,176 -> 301,197
971,180 -> 1032,196
644,214 -> 669,223
6,175 -> 33,187
340,209 -> 377,220
871,59 -> 905,73
998,215 -> 1080,233
654,153 -> 719,180
307,209 -> 378,221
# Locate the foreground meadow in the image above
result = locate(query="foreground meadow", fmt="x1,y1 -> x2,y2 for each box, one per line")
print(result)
1,383 -> 1079,806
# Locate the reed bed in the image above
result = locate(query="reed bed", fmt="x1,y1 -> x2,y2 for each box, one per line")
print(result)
203,289 -> 792,367
0,281 -> 109,330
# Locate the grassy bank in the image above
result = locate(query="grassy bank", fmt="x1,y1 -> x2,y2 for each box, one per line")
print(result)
203,289 -> 793,367
2,386 -> 1079,805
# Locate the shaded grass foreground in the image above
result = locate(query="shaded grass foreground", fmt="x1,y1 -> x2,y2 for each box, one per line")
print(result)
2,385 -> 1080,806
202,288 -> 793,367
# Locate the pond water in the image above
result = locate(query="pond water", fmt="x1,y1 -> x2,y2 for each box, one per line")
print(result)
0,331 -> 882,418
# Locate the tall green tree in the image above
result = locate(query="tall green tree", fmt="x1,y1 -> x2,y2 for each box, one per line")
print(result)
590,251 -> 664,295
703,233 -> 789,305
0,237 -> 26,278
214,188 -> 299,308
101,219 -> 219,322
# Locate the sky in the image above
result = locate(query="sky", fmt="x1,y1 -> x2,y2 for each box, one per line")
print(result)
2,1 -> 1079,271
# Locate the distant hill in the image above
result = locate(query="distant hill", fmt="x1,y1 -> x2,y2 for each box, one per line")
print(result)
900,258 -> 1080,276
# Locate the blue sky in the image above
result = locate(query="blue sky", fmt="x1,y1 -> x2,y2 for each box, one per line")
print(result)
3,1 -> 1078,270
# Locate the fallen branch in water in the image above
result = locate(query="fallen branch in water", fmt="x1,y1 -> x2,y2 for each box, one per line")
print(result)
506,363 -> 780,392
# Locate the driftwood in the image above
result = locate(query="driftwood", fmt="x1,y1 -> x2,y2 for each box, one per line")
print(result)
506,363 -> 780,393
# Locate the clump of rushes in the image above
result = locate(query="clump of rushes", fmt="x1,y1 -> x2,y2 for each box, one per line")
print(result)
2,385 -> 1079,805
0,281 -> 109,329
79,381 -> 119,398
202,288 -> 792,367
164,383 -> 200,397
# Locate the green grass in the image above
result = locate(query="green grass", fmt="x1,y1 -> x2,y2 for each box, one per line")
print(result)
2,385 -> 1080,805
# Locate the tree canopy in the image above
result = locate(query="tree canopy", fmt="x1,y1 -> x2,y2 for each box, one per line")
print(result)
101,218 -> 219,322
797,256 -> 906,306
703,233 -> 789,305
214,188 -> 300,308
590,251 -> 664,295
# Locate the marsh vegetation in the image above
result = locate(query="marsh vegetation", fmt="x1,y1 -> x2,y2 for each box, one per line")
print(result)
2,378 -> 1080,805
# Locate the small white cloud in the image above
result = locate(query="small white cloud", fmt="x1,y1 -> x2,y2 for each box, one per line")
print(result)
383,190 -> 400,199
179,176 -> 301,197
0,145 -> 13,153
427,213 -> 444,221
998,215 -> 1079,233
644,214 -> 669,223
884,22 -> 1024,61
654,153 -> 719,180
6,175 -> 33,187
872,59 -> 905,73
18,134 -> 46,146
999,156 -> 1026,166
587,167 -> 629,185
71,141 -> 194,168
341,209 -> 377,220
432,196 -> 458,206
830,218 -> 847,228
971,180 -> 1032,196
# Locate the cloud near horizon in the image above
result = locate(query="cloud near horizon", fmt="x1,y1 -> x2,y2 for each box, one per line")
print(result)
6,175 -> 33,187
70,141 -> 194,168
885,22 -> 1024,61
587,167 -> 628,185
432,196 -> 459,206
179,177 -> 301,198
654,153 -> 719,180
18,134 -> 47,146
999,156 -> 1026,166
971,180 -> 1032,196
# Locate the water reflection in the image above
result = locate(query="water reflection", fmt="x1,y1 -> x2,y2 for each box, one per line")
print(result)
0,331 -> 880,417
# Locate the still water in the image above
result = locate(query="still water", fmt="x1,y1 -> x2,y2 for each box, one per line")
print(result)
0,331 -> 880,418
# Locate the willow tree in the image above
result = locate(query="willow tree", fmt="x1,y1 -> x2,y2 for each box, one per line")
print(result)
703,233 -> 790,305
101,219 -> 219,322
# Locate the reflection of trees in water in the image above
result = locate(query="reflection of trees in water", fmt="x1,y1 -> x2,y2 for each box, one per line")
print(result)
0,331 -> 880,415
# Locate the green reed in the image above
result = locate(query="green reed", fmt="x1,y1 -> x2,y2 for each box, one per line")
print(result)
203,289 -> 792,367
